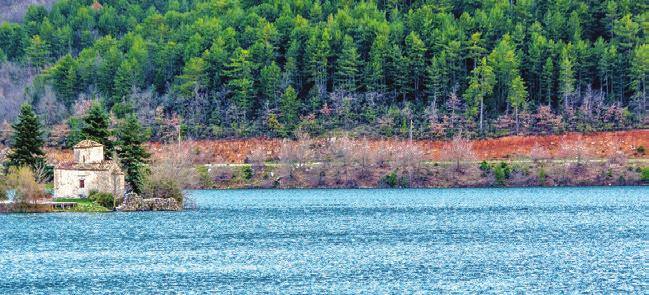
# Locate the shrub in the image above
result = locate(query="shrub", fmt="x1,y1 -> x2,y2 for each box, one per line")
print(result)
641,167 -> 649,183
382,171 -> 398,188
142,178 -> 184,204
499,162 -> 511,179
196,165 -> 212,188
479,161 -> 490,172
89,191 -> 115,209
6,166 -> 47,205
637,146 -> 646,155
538,167 -> 546,185
142,143 -> 199,206
241,165 -> 253,180
494,165 -> 506,186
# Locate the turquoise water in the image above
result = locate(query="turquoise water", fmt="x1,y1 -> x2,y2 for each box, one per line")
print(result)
0,187 -> 647,293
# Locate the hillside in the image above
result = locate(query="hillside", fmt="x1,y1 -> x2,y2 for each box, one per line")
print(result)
41,130 -> 649,165
0,0 -> 647,143
0,0 -> 55,23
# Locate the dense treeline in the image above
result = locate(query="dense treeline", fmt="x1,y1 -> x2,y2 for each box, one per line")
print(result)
0,0 -> 647,141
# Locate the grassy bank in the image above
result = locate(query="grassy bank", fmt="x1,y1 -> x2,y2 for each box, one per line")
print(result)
201,160 -> 649,189
51,198 -> 110,212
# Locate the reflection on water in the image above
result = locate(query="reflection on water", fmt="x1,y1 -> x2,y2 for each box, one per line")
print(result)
0,187 -> 647,293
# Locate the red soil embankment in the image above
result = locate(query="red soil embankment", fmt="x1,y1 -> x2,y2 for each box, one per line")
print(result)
41,130 -> 649,164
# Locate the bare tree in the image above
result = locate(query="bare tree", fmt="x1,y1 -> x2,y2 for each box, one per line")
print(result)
529,143 -> 551,164
142,142 -> 199,206
36,86 -> 66,126
247,146 -> 268,175
393,142 -> 425,185
0,63 -> 34,123
441,133 -> 477,172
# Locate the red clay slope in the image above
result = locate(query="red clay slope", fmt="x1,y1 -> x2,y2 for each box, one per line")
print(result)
143,129 -> 649,163
39,130 -> 648,164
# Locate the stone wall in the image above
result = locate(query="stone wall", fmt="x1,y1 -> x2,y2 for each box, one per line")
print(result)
53,168 -> 124,198
74,146 -> 104,164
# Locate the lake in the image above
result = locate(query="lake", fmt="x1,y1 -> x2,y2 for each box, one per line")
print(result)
0,187 -> 647,293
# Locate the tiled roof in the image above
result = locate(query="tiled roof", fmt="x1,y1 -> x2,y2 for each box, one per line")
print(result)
55,160 -> 124,174
74,140 -> 103,149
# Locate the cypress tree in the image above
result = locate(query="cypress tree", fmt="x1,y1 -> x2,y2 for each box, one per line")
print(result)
115,114 -> 150,194
7,103 -> 45,169
81,102 -> 114,158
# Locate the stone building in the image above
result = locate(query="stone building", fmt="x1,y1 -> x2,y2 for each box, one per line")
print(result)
53,140 -> 125,198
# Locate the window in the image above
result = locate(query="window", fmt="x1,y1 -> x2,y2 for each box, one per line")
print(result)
79,179 -> 85,188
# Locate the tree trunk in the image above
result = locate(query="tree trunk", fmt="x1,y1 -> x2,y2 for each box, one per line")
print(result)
515,106 -> 519,134
480,98 -> 484,133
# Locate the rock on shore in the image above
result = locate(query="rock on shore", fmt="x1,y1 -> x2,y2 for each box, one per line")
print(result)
117,193 -> 181,211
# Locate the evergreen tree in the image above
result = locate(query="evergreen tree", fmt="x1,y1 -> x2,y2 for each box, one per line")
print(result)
25,35 -> 50,69
541,57 -> 555,105
226,48 -> 255,115
7,104 -> 45,170
115,114 -> 150,194
559,46 -> 576,109
631,44 -> 649,113
464,57 -> 496,132
365,34 -> 388,93
81,102 -> 114,158
405,31 -> 427,99
279,86 -> 299,132
260,62 -> 282,108
334,35 -> 360,93
508,75 -> 528,133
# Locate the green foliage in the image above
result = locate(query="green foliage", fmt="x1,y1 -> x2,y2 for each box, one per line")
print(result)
280,86 -> 299,133
641,167 -> 649,183
115,114 -> 150,193
538,167 -> 546,185
7,104 -> 45,170
494,165 -> 506,186
3,0 -> 647,140
240,166 -> 253,180
88,191 -> 115,210
141,177 -> 184,205
382,171 -> 398,188
636,146 -> 646,155
81,102 -> 113,157
53,198 -> 110,212
494,162 -> 512,186
196,166 -> 212,188
479,161 -> 490,172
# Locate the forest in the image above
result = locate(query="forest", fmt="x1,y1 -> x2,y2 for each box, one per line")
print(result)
0,0 -> 647,143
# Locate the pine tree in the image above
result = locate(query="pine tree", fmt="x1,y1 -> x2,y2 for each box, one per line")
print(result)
365,34 -> 388,93
177,57 -> 208,97
405,31 -> 427,99
115,114 -> 150,194
279,86 -> 299,132
81,102 -> 114,158
464,57 -> 496,132
7,104 -> 45,170
388,44 -> 408,100
631,44 -> 649,113
260,62 -> 282,108
508,75 -> 528,133
559,46 -> 575,110
226,48 -> 255,115
25,35 -> 50,69
334,35 -> 360,93
541,57 -> 555,105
